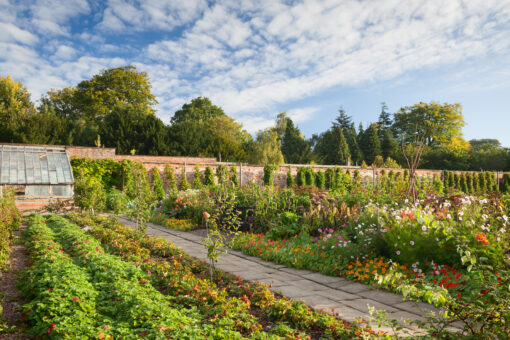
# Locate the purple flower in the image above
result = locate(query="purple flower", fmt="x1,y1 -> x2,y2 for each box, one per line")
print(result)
396,250 -> 401,255
410,241 -> 415,246
337,235 -> 343,240
318,228 -> 323,233
328,228 -> 334,233
314,237 -> 319,241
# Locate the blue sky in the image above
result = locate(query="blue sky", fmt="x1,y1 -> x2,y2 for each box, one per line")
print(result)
1,0 -> 510,146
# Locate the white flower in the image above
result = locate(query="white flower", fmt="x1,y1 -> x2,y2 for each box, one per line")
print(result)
422,225 -> 428,232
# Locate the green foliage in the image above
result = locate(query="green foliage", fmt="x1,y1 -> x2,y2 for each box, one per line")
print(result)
304,168 -> 314,186
267,212 -> 303,240
171,96 -> 225,124
296,167 -> 306,186
151,167 -> 165,200
71,157 -> 121,190
204,166 -> 215,186
279,115 -> 312,164
381,130 -> 398,159
249,129 -> 284,165
216,164 -> 228,185
384,157 -> 401,169
433,175 -> 444,196
229,164 -> 239,186
263,164 -> 276,186
360,123 -> 382,165
0,188 -> 21,270
164,165 -> 178,193
324,168 -> 335,189
315,171 -> 325,189
394,101 -> 466,147
73,170 -> 106,214
502,173 -> 510,193
179,166 -> 191,191
286,166 -> 294,187
106,188 -> 127,214
193,165 -> 202,189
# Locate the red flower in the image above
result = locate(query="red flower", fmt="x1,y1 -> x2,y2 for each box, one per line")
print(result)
475,233 -> 490,245
457,293 -> 462,298
73,297 -> 79,301
48,323 -> 55,334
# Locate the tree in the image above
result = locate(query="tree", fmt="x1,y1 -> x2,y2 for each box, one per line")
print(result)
336,128 -> 350,165
248,129 -> 284,165
171,97 -> 224,124
377,102 -> 392,134
75,65 -> 157,120
313,127 -> 350,165
381,130 -> 398,159
0,76 -> 36,142
101,104 -> 168,155
393,102 -> 466,147
346,125 -> 363,165
179,166 -> 191,190
281,118 -> 312,163
17,104 -> 68,145
151,167 -> 165,201
360,123 -> 382,164
164,165 -> 177,192
469,139 -> 509,171
193,165 -> 202,189
204,166 -> 215,186
333,107 -> 352,130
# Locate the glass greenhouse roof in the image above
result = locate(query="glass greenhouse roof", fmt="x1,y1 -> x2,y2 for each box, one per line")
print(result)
0,145 -> 73,185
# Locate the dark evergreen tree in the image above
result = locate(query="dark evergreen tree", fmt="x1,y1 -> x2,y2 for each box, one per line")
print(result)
377,102 -> 392,133
325,168 -> 335,189
286,166 -> 294,187
381,130 -> 398,159
346,124 -> 363,165
281,118 -> 312,163
333,107 -> 352,130
315,171 -> 325,189
360,124 -> 382,164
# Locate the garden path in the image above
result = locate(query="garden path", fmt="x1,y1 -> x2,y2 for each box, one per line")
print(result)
114,215 -> 442,335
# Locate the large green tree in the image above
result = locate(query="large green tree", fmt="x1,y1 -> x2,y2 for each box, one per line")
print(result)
393,102 -> 466,147
360,123 -> 382,164
167,97 -> 250,161
280,116 -> 312,164
346,124 -> 363,165
170,97 -> 224,124
468,139 -> 509,171
248,129 -> 284,165
0,76 -> 36,142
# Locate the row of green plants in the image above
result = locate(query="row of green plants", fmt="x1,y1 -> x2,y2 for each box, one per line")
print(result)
0,188 -> 22,332
66,214 -> 372,339
23,214 -> 279,339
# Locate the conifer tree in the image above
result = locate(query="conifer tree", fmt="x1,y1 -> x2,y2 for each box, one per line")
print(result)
296,167 -> 306,186
204,166 -> 215,186
286,166 -> 294,187
151,167 -> 165,200
360,124 -> 382,165
179,166 -> 191,190
193,165 -> 202,189
164,165 -> 178,193
381,130 -> 398,159
346,125 -> 364,165
315,171 -> 325,189
337,128 -> 350,165
325,168 -> 335,189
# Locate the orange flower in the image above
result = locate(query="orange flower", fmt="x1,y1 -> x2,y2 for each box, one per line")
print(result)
475,232 -> 490,245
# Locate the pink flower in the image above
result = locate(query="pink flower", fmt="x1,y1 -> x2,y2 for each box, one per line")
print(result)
396,250 -> 401,255
410,241 -> 415,246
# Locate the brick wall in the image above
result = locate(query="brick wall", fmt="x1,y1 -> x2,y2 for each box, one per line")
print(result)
66,146 -> 115,159
114,155 -> 217,164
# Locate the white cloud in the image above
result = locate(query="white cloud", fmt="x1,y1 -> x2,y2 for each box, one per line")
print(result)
0,22 -> 38,44
287,107 -> 320,123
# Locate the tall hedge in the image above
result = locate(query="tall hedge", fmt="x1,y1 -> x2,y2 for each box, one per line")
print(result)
151,167 -> 165,200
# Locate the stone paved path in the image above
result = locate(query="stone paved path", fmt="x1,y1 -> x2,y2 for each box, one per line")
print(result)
114,215 -> 440,335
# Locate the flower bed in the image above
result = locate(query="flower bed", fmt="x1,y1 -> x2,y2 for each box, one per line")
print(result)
150,211 -> 194,231
68,214 -> 374,339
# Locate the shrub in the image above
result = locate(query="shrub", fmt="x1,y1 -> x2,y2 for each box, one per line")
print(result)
286,166 -> 294,187
74,170 -> 106,214
296,167 -> 306,186
433,175 -> 444,196
315,171 -> 325,189
0,188 -> 21,270
502,173 -> 510,193
179,166 -> 191,191
304,168 -> 314,186
164,165 -> 178,193
324,168 -> 334,189
106,188 -> 127,214
216,164 -> 228,185
151,167 -> 165,200
193,165 -> 202,189
230,164 -> 239,186
204,166 -> 215,186
263,164 -> 276,186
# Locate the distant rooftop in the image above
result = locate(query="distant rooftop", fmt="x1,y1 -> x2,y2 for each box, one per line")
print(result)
0,144 -> 73,185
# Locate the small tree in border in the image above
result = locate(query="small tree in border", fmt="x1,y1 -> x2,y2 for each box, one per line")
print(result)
193,165 -> 202,189
286,165 -> 294,187
179,165 -> 191,191
401,131 -> 425,203
151,167 -> 165,201
164,165 -> 178,193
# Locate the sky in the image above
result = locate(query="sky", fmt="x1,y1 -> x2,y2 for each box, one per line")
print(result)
1,0 -> 510,146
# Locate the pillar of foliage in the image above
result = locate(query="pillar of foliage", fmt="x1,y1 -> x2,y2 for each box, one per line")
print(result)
353,169 -> 360,180
163,165 -> 178,193
179,165 -> 191,191
502,173 -> 510,193
315,171 -> 325,189
403,169 -> 409,180
229,164 -> 239,186
304,167 -> 314,186
472,172 -> 480,193
460,173 -> 468,193
453,173 -> 460,191
193,165 -> 202,189
286,166 -> 294,187
216,164 -> 228,185
466,172 -> 474,193
443,171 -> 450,189
480,171 -> 487,193
433,174 -> 444,195
151,167 -> 165,200
263,164 -> 276,186
204,166 -> 215,186
324,168 -> 334,189
487,171 -> 498,191
128,162 -> 155,230
296,167 -> 306,186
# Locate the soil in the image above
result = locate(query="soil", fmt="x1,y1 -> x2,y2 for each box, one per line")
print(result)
0,225 -> 29,339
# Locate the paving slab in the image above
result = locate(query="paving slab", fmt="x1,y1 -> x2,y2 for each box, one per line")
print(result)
298,295 -> 341,310
316,289 -> 358,302
272,285 -> 316,299
288,279 -> 331,291
342,298 -> 399,314
357,289 -> 405,305
335,282 -> 372,294
301,272 -> 343,284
